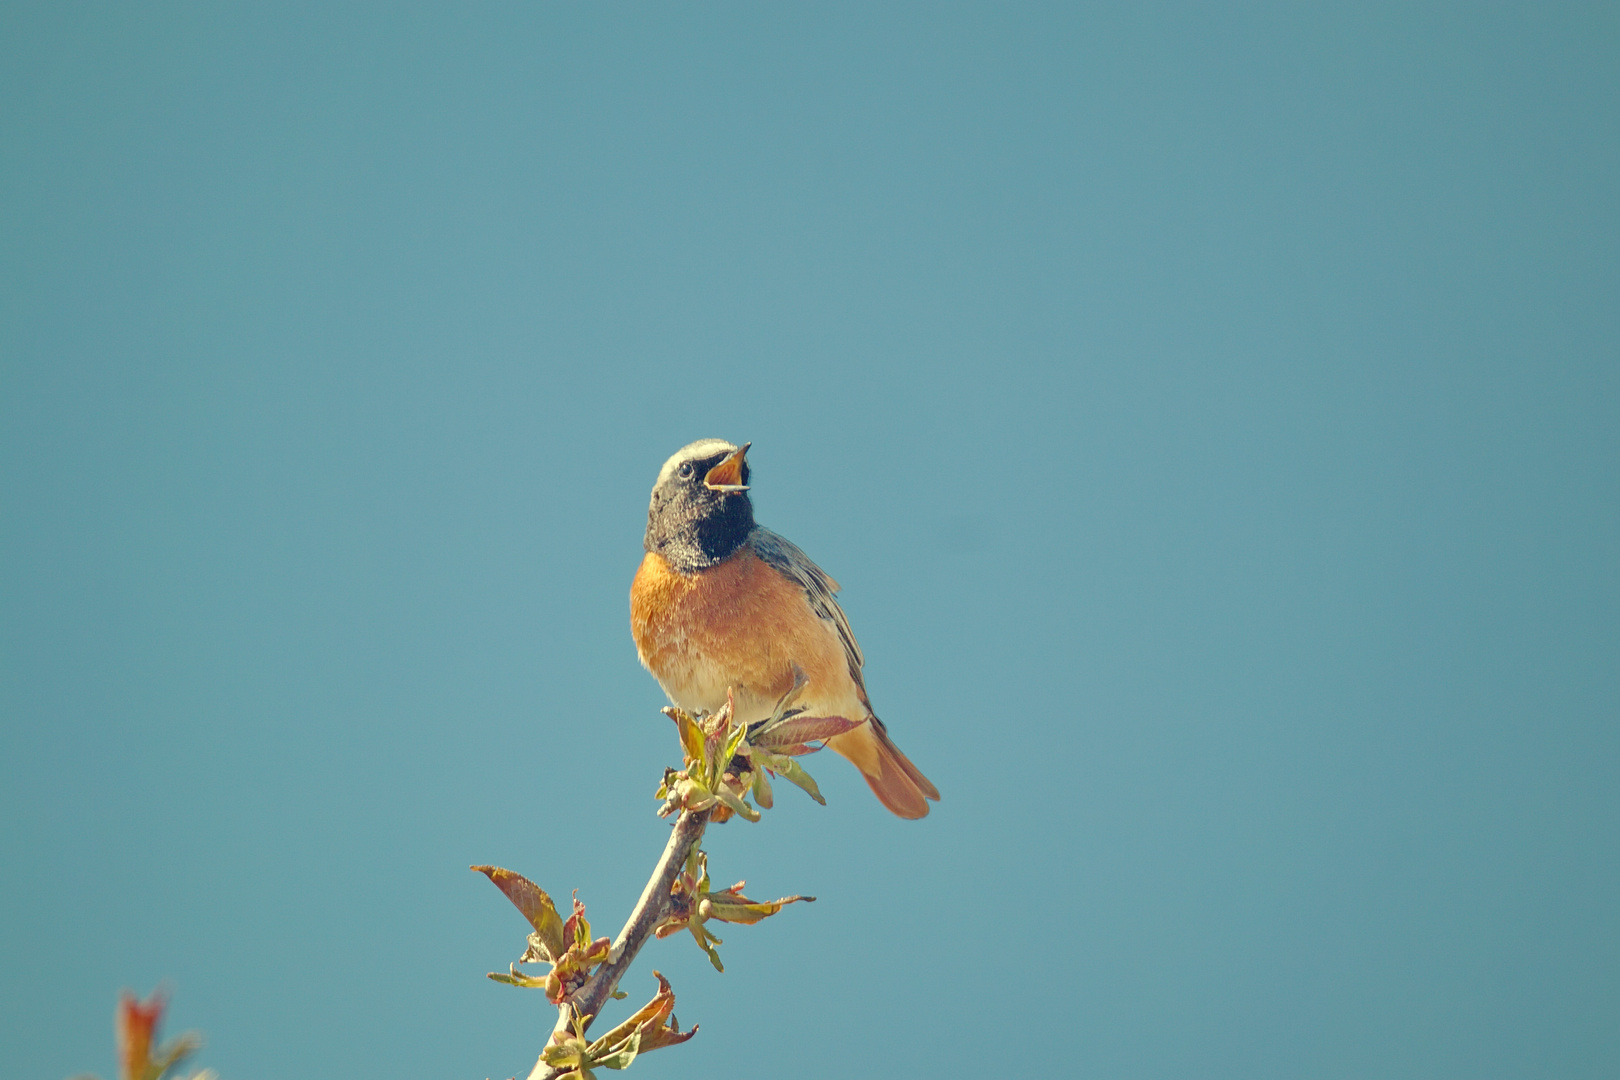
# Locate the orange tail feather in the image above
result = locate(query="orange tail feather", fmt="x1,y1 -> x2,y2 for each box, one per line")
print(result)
827,718 -> 940,820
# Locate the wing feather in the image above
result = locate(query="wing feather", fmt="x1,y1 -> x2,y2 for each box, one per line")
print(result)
748,527 -> 867,695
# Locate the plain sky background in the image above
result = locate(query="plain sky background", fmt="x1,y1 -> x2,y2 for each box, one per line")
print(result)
2,4 -> 1616,1078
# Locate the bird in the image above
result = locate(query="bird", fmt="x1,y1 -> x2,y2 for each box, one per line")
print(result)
630,439 -> 940,819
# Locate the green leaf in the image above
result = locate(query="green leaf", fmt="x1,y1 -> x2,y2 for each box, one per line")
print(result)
666,707 -> 706,766
760,754 -> 827,805
722,713 -> 750,764
705,892 -> 815,925
691,923 -> 725,972
680,777 -> 716,807
588,1031 -> 641,1071
541,1035 -> 587,1068
714,784 -> 761,823
751,766 -> 774,809
487,969 -> 551,989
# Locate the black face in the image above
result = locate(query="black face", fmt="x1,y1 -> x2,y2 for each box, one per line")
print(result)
644,439 -> 756,572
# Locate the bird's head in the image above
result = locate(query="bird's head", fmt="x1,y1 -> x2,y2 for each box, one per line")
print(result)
645,440 -> 755,571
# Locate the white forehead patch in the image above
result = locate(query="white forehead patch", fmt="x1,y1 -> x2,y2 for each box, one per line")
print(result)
654,439 -> 738,488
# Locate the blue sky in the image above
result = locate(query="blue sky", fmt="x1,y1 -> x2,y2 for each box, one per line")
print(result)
2,4 -> 1616,1078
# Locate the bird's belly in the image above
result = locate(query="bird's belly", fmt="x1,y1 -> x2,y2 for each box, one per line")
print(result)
653,650 -> 760,719
630,549 -> 865,725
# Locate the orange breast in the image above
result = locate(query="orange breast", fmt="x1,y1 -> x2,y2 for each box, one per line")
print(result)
630,548 -> 867,724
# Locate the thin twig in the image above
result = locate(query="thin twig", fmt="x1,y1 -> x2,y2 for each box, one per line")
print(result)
526,808 -> 710,1080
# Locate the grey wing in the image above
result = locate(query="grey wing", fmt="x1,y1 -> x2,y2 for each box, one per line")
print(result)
748,527 -> 867,694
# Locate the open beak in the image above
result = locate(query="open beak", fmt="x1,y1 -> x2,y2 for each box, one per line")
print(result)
703,442 -> 751,493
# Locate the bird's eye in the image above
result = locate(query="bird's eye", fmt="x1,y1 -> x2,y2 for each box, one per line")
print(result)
678,462 -> 694,478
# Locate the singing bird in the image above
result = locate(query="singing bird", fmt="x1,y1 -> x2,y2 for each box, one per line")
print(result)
630,439 -> 940,819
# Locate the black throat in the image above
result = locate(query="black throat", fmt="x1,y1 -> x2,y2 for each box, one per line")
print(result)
644,490 -> 755,573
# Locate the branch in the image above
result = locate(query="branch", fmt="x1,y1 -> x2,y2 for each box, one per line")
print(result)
527,808 -> 710,1080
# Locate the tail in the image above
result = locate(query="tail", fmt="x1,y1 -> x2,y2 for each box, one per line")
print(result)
826,717 -> 941,820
